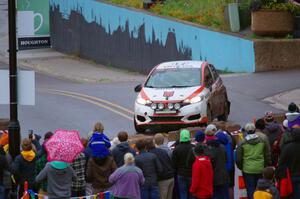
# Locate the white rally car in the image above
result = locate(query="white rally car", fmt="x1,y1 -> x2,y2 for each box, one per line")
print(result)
134,60 -> 230,133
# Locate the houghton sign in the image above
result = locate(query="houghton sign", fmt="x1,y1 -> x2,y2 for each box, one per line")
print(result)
17,0 -> 51,50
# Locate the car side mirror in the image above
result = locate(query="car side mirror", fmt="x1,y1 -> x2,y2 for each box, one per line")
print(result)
134,84 -> 142,92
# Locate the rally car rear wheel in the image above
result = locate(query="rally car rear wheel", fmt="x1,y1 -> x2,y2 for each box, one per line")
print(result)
218,100 -> 230,121
207,105 -> 213,124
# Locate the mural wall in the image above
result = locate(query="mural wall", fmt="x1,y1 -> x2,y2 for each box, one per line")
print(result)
50,0 -> 255,73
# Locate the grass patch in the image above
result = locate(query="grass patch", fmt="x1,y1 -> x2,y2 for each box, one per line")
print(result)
106,0 -> 236,30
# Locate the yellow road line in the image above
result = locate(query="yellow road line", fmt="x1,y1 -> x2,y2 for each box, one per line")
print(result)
47,91 -> 134,121
45,89 -> 134,115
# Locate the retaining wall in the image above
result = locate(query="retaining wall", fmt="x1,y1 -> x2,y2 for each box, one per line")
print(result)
254,39 -> 300,72
50,0 -> 256,73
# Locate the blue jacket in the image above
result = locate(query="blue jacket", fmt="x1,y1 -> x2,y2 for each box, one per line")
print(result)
88,132 -> 111,158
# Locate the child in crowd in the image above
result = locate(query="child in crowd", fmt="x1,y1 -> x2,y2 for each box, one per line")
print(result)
190,144 -> 213,199
254,166 -> 279,199
88,122 -> 111,158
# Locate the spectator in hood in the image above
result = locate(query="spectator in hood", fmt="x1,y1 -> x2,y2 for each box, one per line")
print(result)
281,103 -> 300,148
35,131 -> 53,195
205,125 -> 229,199
236,123 -> 271,199
12,137 -> 42,197
153,133 -> 172,158
264,112 -> 283,165
109,153 -> 145,199
112,131 -> 136,167
135,139 -> 163,199
172,129 -> 194,199
254,167 -> 279,199
88,122 -> 111,159
277,125 -> 300,199
215,131 -> 235,199
36,161 -> 76,199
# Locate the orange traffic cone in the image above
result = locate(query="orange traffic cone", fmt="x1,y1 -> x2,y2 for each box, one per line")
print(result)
238,175 -> 248,199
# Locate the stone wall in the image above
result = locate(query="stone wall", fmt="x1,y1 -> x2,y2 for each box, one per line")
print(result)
254,39 -> 300,72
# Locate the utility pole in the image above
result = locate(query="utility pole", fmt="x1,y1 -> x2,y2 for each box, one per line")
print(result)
8,0 -> 20,173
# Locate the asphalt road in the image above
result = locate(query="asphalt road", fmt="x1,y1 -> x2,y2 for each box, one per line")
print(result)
1,60 -> 300,139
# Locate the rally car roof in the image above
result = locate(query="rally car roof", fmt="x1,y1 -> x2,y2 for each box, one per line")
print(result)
156,60 -> 204,70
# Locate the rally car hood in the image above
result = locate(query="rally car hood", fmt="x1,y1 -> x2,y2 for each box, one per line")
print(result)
142,86 -> 202,102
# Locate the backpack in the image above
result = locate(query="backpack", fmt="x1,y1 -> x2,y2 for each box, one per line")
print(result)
253,189 -> 273,199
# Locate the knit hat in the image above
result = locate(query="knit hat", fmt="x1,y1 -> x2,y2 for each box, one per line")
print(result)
215,131 -> 228,145
205,124 -> 217,136
264,111 -> 274,122
180,129 -> 190,142
194,130 -> 205,143
288,102 -> 299,113
244,123 -> 256,134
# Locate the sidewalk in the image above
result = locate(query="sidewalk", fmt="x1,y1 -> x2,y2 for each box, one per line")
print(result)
264,88 -> 300,111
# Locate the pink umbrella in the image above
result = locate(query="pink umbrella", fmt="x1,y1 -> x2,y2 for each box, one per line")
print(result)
45,129 -> 83,163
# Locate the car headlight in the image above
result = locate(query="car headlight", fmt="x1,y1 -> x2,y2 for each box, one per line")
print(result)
150,103 -> 157,110
136,98 -> 151,105
167,103 -> 174,110
184,96 -> 204,104
174,103 -> 181,110
158,103 -> 164,110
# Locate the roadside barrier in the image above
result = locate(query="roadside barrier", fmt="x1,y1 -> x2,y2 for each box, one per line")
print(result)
22,182 -> 112,199
238,173 -> 248,199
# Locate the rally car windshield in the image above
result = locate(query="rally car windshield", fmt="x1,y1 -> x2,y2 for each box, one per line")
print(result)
145,68 -> 202,88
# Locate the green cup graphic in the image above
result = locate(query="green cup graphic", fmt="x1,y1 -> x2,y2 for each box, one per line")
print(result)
17,0 -> 49,36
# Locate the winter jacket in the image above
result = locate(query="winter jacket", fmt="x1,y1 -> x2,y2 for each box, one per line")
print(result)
35,146 -> 48,192
216,131 -> 234,172
149,147 -> 174,181
190,156 -> 213,199
206,139 -> 229,186
112,142 -> 136,167
280,128 -> 300,149
158,145 -> 172,158
12,151 -> 38,187
135,151 -> 163,186
172,142 -> 194,177
286,112 -> 300,129
88,132 -> 111,158
255,179 -> 280,199
71,152 -> 86,192
264,121 -> 282,147
278,128 -> 300,177
109,163 -> 145,199
35,162 -> 76,199
86,156 -> 117,191
236,134 -> 271,174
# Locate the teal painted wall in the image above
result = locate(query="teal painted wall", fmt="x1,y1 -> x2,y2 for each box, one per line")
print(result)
50,0 -> 255,72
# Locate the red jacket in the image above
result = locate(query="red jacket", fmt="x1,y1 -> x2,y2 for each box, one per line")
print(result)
190,155 -> 213,199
